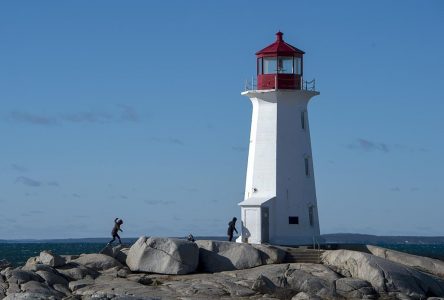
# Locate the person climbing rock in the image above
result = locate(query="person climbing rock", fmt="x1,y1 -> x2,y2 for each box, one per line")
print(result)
187,234 -> 195,242
227,217 -> 238,242
107,218 -> 123,245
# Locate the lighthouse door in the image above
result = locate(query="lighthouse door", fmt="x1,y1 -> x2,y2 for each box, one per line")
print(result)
261,207 -> 269,243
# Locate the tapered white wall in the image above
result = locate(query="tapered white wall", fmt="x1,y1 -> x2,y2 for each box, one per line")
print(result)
239,89 -> 320,245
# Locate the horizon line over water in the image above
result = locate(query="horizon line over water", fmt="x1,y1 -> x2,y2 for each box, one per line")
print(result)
3,234 -> 444,244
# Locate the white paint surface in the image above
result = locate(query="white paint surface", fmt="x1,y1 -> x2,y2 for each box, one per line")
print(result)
238,89 -> 320,245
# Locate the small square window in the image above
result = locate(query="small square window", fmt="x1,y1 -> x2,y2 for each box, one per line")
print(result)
289,216 -> 299,224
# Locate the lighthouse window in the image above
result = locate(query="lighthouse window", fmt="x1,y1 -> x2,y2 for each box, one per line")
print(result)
277,57 -> 293,74
289,216 -> 299,224
257,58 -> 263,75
304,157 -> 310,177
309,206 -> 314,226
301,111 -> 306,130
294,57 -> 302,75
263,57 -> 277,74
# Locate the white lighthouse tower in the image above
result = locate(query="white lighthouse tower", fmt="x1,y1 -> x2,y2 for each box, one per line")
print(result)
238,32 -> 320,245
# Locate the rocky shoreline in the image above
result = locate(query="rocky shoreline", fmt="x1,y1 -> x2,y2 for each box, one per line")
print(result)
1,237 -> 444,299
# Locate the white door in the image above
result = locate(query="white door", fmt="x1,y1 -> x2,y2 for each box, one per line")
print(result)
244,208 -> 260,244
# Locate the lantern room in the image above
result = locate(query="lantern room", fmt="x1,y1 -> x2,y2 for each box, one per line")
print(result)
256,32 -> 304,90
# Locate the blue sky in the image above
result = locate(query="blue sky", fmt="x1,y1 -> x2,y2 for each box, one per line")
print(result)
1,1 -> 443,239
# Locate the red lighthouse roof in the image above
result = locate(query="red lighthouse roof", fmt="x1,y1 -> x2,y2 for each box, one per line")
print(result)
256,31 -> 305,57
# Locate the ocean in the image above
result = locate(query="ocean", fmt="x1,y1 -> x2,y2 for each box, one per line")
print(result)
2,240 -> 444,267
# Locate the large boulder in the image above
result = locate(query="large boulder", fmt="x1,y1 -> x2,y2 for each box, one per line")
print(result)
100,244 -> 130,265
3,293 -> 54,299
35,270 -> 69,286
334,277 -> 376,299
224,263 -> 340,299
251,244 -> 286,264
5,270 -> 44,285
283,263 -> 340,299
20,281 -> 64,299
71,253 -> 123,271
22,263 -> 59,274
367,245 -> 444,278
126,237 -> 199,275
68,278 -> 95,292
196,240 -> 262,272
38,251 -> 66,268
56,263 -> 99,281
322,249 -> 444,299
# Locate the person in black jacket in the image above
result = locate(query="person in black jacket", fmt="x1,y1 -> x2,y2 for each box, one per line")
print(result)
107,218 -> 123,245
227,217 -> 238,242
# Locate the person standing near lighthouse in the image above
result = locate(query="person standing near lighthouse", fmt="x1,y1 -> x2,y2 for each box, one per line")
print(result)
227,217 -> 238,242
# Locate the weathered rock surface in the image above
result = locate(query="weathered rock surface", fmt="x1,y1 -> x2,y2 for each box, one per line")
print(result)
73,276 -> 176,299
291,292 -> 322,300
368,245 -> 444,278
68,278 -> 94,292
52,283 -> 71,296
221,263 -> 341,299
196,240 -> 263,272
4,293 -> 55,299
1,274 -> 7,298
22,263 -> 58,273
55,263 -> 99,281
5,241 -> 444,300
5,270 -> 43,285
322,249 -> 444,299
38,251 -> 66,268
100,244 -> 130,266
335,277 -> 376,299
71,254 -> 123,271
35,270 -> 68,286
20,281 -> 64,299
0,260 -> 12,270
126,237 -> 199,275
251,244 -> 286,264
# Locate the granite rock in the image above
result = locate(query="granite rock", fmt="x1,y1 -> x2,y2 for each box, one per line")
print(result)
322,249 -> 444,299
196,240 -> 263,272
71,254 -> 123,271
126,237 -> 199,275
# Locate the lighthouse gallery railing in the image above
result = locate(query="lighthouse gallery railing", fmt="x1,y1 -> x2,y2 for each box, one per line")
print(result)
244,76 -> 316,91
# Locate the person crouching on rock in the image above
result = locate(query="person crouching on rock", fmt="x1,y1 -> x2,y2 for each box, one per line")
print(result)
227,217 -> 238,242
108,218 -> 123,245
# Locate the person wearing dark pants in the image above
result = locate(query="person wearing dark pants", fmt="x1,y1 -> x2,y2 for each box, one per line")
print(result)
227,217 -> 238,242
107,218 -> 123,245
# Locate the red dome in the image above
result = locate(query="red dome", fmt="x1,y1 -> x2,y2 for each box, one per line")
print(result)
256,32 -> 304,57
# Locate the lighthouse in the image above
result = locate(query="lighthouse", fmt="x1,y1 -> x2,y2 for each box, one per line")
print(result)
238,32 -> 320,245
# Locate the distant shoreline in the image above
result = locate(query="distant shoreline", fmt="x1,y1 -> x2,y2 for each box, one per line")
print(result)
2,234 -> 444,244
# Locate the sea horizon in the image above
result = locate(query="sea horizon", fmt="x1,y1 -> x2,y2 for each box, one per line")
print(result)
3,233 -> 444,244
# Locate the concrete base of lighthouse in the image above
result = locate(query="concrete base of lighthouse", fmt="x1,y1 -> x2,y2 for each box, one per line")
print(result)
237,89 -> 321,246
237,197 -> 320,246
